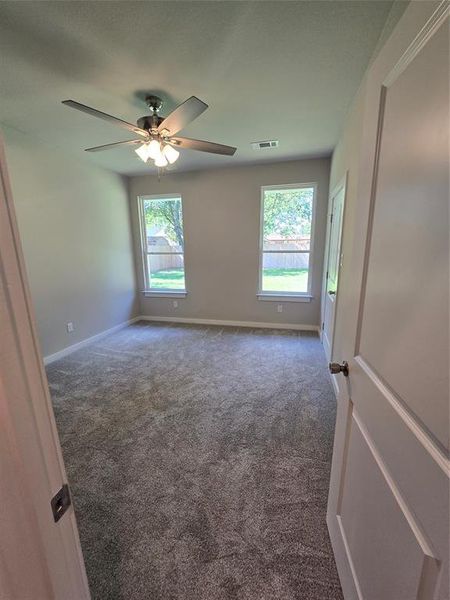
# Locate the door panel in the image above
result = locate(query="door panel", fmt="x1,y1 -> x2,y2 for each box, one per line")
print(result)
339,412 -> 438,600
357,21 -> 449,450
351,357 -> 449,555
327,3 -> 449,599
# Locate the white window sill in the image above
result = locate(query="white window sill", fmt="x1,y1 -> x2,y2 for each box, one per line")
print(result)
142,290 -> 187,298
257,293 -> 313,303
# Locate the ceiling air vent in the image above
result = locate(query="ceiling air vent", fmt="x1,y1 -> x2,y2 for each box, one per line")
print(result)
251,140 -> 279,150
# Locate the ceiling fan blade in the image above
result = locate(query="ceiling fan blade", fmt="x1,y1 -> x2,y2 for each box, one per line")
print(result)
62,100 -> 148,138
158,96 -> 208,136
170,136 -> 236,156
84,140 -> 142,152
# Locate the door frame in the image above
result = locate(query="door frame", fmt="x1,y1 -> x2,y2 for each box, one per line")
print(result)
320,172 -> 347,363
0,133 -> 90,599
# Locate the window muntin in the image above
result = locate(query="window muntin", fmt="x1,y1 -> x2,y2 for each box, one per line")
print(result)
260,184 -> 315,295
139,195 -> 186,292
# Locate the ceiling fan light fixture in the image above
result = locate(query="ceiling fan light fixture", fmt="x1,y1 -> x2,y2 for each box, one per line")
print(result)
162,144 -> 180,164
148,139 -> 161,160
135,143 -> 151,163
154,152 -> 168,168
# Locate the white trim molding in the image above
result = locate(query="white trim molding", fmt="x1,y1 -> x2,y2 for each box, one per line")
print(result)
383,0 -> 449,88
142,290 -> 187,298
44,316 -> 141,365
258,182 -> 318,299
138,315 -> 320,332
257,293 -> 312,303
320,171 -> 348,360
137,194 -> 187,295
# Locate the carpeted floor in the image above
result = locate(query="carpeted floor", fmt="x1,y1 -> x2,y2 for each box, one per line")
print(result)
47,321 -> 343,600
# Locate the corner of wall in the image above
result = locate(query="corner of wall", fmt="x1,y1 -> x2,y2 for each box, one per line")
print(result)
3,127 -> 140,356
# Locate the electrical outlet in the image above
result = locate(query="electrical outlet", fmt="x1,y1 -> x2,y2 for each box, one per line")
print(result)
277,304 -> 283,313
173,300 -> 178,309
66,322 -> 74,333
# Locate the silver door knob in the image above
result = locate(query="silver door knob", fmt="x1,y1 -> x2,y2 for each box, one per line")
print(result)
329,361 -> 349,377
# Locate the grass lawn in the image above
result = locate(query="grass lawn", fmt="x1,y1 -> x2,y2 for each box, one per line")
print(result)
262,268 -> 308,293
150,268 -> 186,289
150,268 -> 308,293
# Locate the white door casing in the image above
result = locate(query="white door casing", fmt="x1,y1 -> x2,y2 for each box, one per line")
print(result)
322,175 -> 346,363
327,2 -> 449,599
0,135 -> 90,599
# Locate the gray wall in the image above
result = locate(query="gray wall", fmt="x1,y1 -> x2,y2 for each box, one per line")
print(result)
3,126 -> 138,357
129,158 -> 330,327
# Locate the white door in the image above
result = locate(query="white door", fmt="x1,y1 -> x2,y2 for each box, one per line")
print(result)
327,3 -> 449,599
0,135 -> 90,599
322,178 -> 346,362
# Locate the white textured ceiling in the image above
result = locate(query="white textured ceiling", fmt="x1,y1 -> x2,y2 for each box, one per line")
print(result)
0,1 -> 395,175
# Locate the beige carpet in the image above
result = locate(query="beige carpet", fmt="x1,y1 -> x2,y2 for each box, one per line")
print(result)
47,321 -> 343,600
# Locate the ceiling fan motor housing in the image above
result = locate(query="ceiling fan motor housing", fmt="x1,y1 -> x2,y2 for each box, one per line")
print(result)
136,95 -> 165,133
137,114 -> 164,132
145,95 -> 163,112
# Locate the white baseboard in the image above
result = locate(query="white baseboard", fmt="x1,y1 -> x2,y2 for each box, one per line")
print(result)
43,316 -> 140,365
137,315 -> 320,332
44,315 -> 319,365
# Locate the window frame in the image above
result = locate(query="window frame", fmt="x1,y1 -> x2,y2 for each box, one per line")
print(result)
258,182 -> 317,301
137,193 -> 187,297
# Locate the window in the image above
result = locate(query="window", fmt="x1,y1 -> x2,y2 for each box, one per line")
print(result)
259,184 -> 316,297
138,195 -> 186,293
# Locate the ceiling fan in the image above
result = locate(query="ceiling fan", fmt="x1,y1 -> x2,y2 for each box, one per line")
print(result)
62,95 -> 237,168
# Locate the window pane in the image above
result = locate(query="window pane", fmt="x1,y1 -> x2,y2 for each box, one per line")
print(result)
147,254 -> 185,290
262,252 -> 309,293
143,197 -> 184,253
263,187 -> 313,251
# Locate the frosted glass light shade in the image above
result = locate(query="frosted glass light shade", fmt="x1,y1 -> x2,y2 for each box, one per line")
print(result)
162,144 -> 180,164
135,143 -> 151,162
148,139 -> 161,160
154,153 -> 168,167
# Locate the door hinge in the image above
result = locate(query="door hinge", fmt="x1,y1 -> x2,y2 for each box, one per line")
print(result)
330,213 -> 333,223
322,322 -> 324,330
51,484 -> 71,523
326,270 -> 328,279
